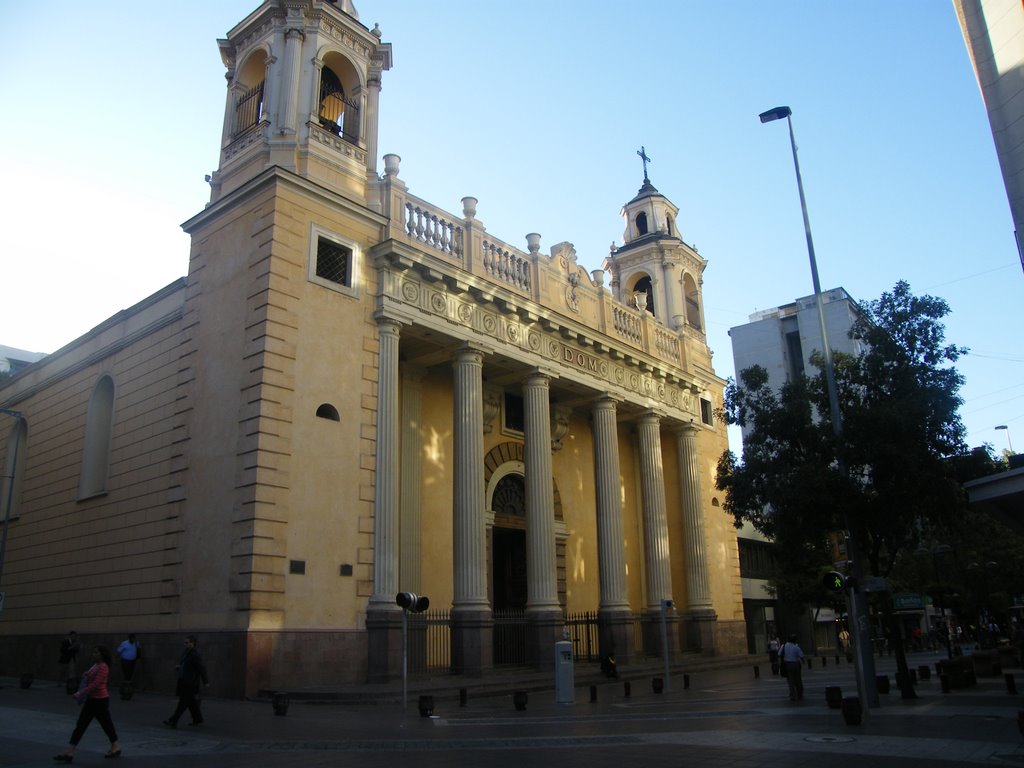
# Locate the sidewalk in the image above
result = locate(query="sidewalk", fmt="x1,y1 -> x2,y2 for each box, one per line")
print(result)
1,651 -> 1022,767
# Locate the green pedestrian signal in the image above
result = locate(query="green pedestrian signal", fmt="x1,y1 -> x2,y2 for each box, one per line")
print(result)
824,571 -> 846,591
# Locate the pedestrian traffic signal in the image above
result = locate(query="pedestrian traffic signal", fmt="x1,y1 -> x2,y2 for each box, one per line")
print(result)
396,592 -> 430,612
824,571 -> 846,592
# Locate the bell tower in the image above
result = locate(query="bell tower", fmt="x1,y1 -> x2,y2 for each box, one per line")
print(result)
209,0 -> 391,205
603,148 -> 707,334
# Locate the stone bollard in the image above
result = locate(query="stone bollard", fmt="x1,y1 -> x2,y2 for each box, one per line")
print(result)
1006,674 -> 1018,695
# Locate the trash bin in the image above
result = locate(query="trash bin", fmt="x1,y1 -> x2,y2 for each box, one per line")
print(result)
555,640 -> 574,704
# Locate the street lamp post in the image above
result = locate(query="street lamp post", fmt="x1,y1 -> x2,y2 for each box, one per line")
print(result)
758,106 -> 879,709
995,425 -> 1014,454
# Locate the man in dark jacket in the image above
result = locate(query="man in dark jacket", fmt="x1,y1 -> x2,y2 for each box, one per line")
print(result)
163,635 -> 209,728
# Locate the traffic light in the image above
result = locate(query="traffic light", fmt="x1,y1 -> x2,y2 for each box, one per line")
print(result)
824,571 -> 846,592
396,592 -> 430,612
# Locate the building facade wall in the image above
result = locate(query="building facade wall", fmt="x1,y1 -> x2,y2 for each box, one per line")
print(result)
0,0 -> 748,696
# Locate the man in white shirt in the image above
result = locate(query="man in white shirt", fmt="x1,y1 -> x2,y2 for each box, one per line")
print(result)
780,634 -> 804,701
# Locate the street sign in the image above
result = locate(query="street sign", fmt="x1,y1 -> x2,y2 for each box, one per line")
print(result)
862,576 -> 888,593
893,593 -> 923,610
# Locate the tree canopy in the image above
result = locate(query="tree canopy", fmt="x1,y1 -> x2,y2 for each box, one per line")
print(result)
716,281 -> 969,590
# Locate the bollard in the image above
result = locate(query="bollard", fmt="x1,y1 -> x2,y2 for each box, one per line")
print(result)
683,673 -> 690,690
513,691 -> 528,711
821,656 -> 827,667
1006,674 -> 1018,695
417,694 -> 434,718
652,677 -> 664,694
825,685 -> 842,709
459,687 -> 468,707
835,654 -> 841,665
807,658 -> 812,670
272,692 -> 290,716
918,665 -> 931,681
590,685 -> 598,702
841,696 -> 862,725
940,674 -> 951,693
753,665 -> 760,679
876,675 -> 890,694
624,680 -> 631,698
19,673 -> 33,689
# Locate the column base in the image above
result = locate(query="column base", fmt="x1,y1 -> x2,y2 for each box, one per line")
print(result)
641,608 -> 679,660
681,607 -> 718,655
366,605 -> 403,683
526,608 -> 565,669
451,607 -> 493,676
597,608 -> 634,667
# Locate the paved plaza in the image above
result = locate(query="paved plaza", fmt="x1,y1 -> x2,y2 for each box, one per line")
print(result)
2,652 -> 1022,767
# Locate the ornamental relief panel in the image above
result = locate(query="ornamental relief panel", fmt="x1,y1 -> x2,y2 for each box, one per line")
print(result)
395,276 -> 696,416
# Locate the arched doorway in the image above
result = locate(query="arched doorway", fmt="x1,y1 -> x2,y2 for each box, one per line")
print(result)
483,441 -> 568,665
491,473 -> 527,611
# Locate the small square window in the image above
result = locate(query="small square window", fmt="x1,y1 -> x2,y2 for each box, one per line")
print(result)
700,398 -> 713,426
289,560 -> 306,575
504,393 -> 524,433
316,237 -> 351,286
308,224 -> 360,299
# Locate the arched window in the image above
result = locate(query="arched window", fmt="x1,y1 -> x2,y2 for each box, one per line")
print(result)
319,67 -> 346,136
635,212 -> 649,236
79,375 -> 115,499
316,403 -> 341,421
2,417 -> 27,521
666,214 -> 675,237
233,51 -> 267,138
318,53 -> 361,144
632,275 -> 655,315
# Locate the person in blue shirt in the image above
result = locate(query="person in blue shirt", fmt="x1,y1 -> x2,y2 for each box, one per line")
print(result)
115,634 -> 139,683
780,634 -> 805,701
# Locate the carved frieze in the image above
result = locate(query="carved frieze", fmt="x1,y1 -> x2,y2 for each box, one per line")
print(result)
395,274 -> 697,417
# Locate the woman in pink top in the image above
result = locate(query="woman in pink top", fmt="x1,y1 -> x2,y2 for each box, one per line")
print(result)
53,645 -> 122,762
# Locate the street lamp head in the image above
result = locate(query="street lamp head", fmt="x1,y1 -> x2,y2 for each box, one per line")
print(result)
759,106 -> 792,123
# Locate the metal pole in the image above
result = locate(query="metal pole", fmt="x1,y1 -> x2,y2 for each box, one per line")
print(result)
781,114 -> 879,709
401,607 -> 408,714
660,600 -> 671,692
0,409 -> 23,589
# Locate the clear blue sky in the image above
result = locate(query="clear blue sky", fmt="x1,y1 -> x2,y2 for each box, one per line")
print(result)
1,1 -> 1021,455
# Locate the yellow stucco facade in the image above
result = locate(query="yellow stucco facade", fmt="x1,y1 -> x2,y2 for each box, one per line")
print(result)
0,0 -> 745,697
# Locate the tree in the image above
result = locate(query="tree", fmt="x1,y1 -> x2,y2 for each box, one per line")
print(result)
717,281 -> 968,694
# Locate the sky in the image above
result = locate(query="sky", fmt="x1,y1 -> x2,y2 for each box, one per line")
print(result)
1,0 -> 1021,456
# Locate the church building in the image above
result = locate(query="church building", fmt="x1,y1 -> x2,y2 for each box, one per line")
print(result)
0,0 -> 745,697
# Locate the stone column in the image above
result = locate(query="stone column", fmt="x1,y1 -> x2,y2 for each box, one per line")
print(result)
636,411 -> 678,657
366,315 -> 403,682
280,28 -> 304,134
399,368 -> 424,593
364,68 -> 383,176
451,345 -> 492,675
592,396 -> 632,664
523,371 -> 562,668
676,423 -> 717,653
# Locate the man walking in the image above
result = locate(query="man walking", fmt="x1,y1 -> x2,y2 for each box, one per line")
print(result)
163,635 -> 209,728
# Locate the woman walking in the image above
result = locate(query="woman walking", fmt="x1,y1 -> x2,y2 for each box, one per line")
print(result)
53,645 -> 122,762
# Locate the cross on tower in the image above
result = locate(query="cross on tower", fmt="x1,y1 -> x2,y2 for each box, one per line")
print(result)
637,146 -> 652,181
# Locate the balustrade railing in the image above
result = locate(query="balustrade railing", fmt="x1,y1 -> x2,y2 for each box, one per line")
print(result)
482,240 -> 531,294
383,178 -> 694,373
404,199 -> 463,260
612,306 -> 643,346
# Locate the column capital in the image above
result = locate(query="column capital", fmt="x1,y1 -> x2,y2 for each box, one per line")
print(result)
673,419 -> 700,437
372,309 -> 410,330
524,366 -> 560,383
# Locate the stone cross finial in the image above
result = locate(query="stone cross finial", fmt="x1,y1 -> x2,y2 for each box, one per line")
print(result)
637,146 -> 652,181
